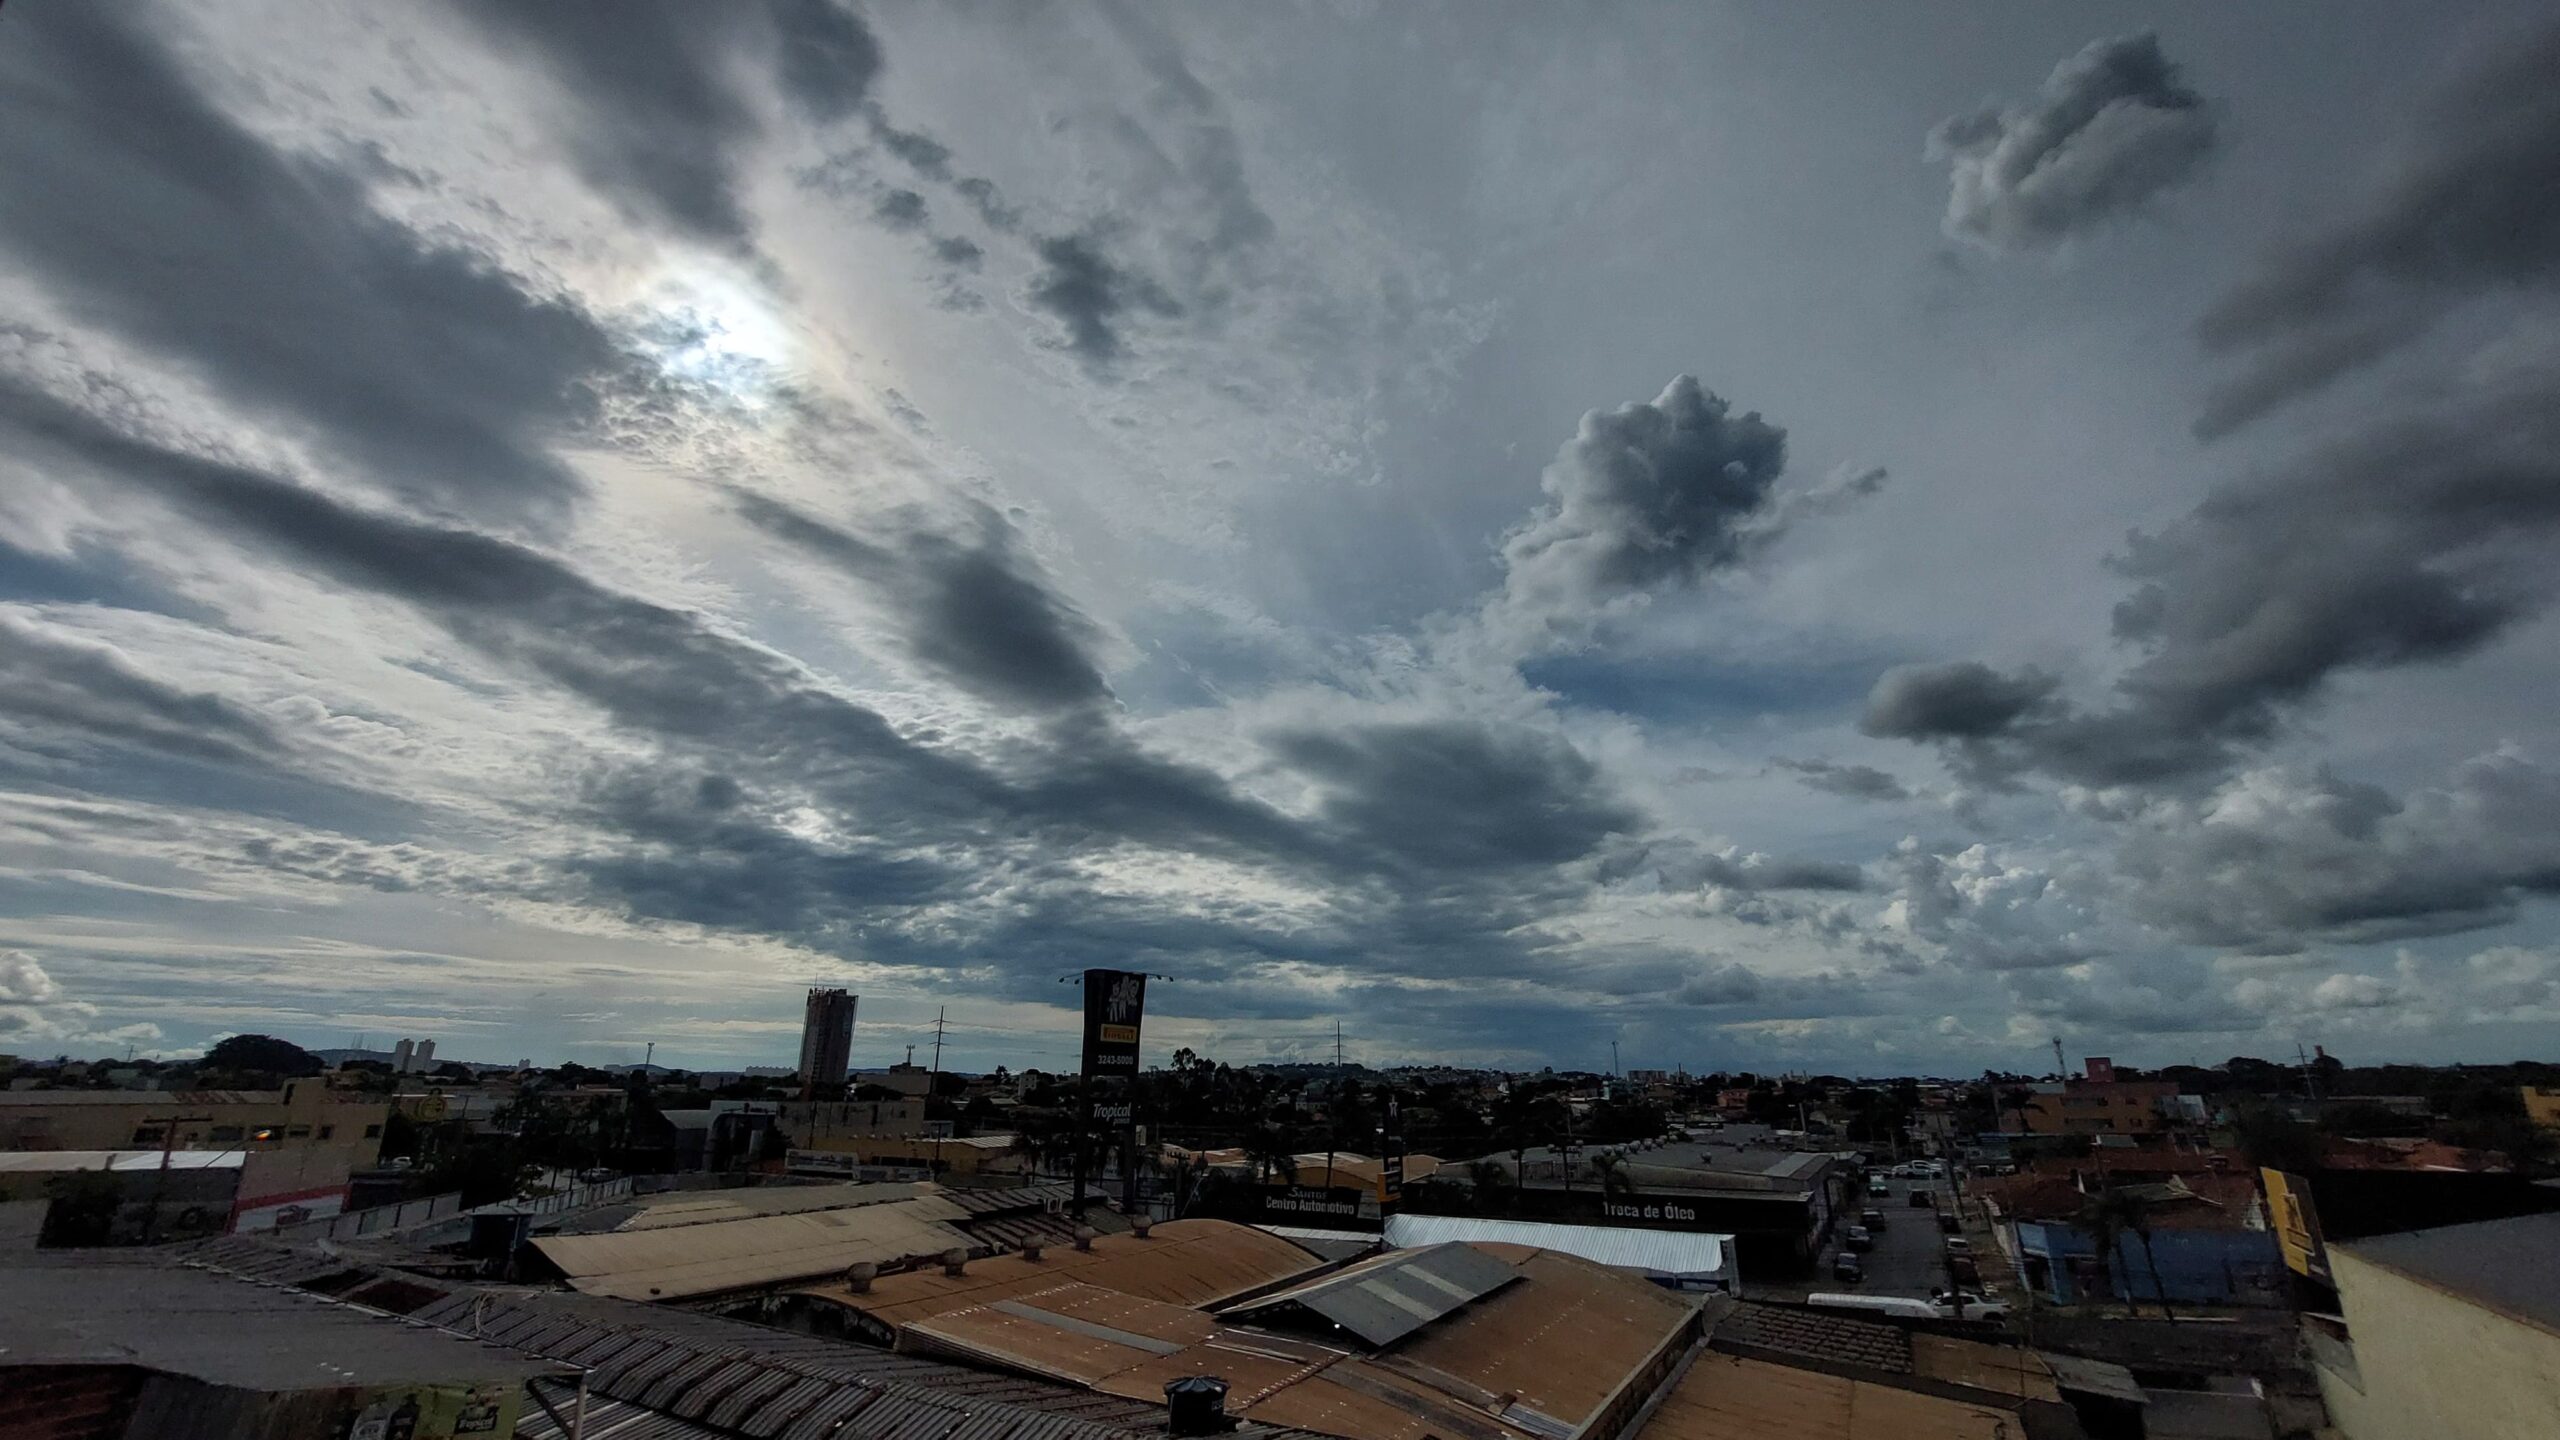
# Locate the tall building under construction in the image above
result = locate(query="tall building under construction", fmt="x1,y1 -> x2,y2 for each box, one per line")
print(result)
797,988 -> 858,1097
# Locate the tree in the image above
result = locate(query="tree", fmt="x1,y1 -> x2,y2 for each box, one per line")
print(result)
202,1034 -> 322,1079
1242,1126 -> 1299,1186
2077,1188 -> 2173,1321
1586,1151 -> 1636,1201
1467,1159 -> 1516,1215
2230,1102 -> 2322,1175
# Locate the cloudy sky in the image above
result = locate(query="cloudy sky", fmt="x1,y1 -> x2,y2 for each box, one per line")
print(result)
4,2 -> 2558,1077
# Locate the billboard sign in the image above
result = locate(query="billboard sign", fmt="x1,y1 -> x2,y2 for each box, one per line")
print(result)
1081,968 -> 1148,1078
2262,1167 -> 2332,1285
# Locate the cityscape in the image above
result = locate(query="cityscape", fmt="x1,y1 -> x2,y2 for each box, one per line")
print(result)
5,1 -> 2560,1439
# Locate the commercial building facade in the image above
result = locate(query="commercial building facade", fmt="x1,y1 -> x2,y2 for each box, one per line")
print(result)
797,987 -> 858,1095
0,1083 -> 387,1166
2313,1213 -> 2560,1440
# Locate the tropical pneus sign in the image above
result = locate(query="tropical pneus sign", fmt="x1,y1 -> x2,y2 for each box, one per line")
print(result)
1082,968 -> 1147,1077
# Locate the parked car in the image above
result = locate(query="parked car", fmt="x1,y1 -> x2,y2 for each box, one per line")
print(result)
1844,1225 -> 1873,1252
1947,1255 -> 1982,1288
1867,1178 -> 1890,1198
1944,1236 -> 1972,1254
1860,1208 -> 1887,1229
1833,1254 -> 1864,1283
1912,1189 -> 1936,1208
1931,1288 -> 2010,1321
1938,1211 -> 1961,1234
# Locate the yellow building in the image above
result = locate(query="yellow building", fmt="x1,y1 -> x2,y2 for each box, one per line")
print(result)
2521,1086 -> 2560,1133
2312,1212 -> 2560,1440
0,1082 -> 388,1166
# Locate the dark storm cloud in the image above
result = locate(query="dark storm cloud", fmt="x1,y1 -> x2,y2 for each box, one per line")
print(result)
1023,233 -> 1185,369
732,492 -> 1112,711
1867,372 -> 2560,787
933,235 -> 986,271
1499,376 -> 1794,631
454,0 -> 879,247
1773,758 -> 1913,803
1928,32 -> 2220,254
1096,3 -> 1275,259
1861,662 -> 2058,742
1263,721 -> 1641,874
2117,757 -> 2560,953
0,617 -> 286,770
2196,19 -> 2560,433
0,4 -> 617,521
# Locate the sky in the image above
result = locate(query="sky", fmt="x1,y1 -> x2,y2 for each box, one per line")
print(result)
2,2 -> 2558,1078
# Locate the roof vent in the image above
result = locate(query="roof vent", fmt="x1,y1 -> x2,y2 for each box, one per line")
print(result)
1131,1215 -> 1154,1239
1074,1225 -> 1097,1251
1166,1375 -> 1232,1436
1020,1240 -> 1045,1262
941,1247 -> 968,1277
844,1261 -> 878,1293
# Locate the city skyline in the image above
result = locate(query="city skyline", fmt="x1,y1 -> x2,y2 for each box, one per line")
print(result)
4,3 -> 2560,1077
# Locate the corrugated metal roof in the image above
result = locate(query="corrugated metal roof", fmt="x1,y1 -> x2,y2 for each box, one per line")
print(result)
1383,1214 -> 1729,1278
0,1256 -> 566,1391
1639,1352 -> 2018,1440
1219,1243 -> 1518,1347
1710,1301 -> 1912,1374
532,1195 -> 977,1300
799,1219 -> 1323,1329
2340,1210 -> 2560,1336
514,1395 -> 727,1440
612,1181 -> 935,1230
1386,1249 -> 1696,1429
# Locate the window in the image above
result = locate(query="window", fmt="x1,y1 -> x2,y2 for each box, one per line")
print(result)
285,1125 -> 311,1139
209,1125 -> 243,1142
363,1123 -> 383,1139
318,1125 -> 335,1140
131,1126 -> 165,1145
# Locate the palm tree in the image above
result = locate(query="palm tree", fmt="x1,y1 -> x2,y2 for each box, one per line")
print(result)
1468,1159 -> 1516,1216
2077,1188 -> 2173,1320
1243,1126 -> 1299,1186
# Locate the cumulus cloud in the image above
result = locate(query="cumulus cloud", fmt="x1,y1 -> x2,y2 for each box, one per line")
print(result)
0,951 -> 62,1005
1496,376 -> 1817,639
2196,18 -> 2560,433
1879,838 -> 2104,972
1928,32 -> 2221,254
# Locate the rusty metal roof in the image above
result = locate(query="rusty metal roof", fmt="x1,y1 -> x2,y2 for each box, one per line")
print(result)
531,1195 -> 979,1301
798,1219 -> 1324,1329
1638,1352 -> 2017,1440
1385,1249 -> 1696,1429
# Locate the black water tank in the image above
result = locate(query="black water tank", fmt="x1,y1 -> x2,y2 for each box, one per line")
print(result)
1164,1375 -> 1231,1436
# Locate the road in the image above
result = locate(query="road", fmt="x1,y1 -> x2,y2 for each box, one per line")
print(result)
1751,1170 -> 1972,1304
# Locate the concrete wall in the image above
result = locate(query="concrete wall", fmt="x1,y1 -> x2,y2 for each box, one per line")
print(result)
2318,1248 -> 2560,1440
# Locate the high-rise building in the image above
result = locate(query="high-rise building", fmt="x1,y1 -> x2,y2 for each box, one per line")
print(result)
415,1039 -> 435,1067
392,1038 -> 415,1074
798,989 -> 858,1097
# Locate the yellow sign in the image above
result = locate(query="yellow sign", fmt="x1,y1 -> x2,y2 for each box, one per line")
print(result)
2261,1167 -> 2331,1284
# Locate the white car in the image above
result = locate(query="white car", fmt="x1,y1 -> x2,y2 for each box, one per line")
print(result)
1944,1237 -> 1972,1254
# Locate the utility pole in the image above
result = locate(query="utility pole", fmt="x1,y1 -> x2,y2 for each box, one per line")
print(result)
928,1008 -> 947,1176
141,1112 -> 213,1243
644,1041 -> 654,1069
1611,1040 -> 1621,1079
2051,1037 -> 2067,1081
